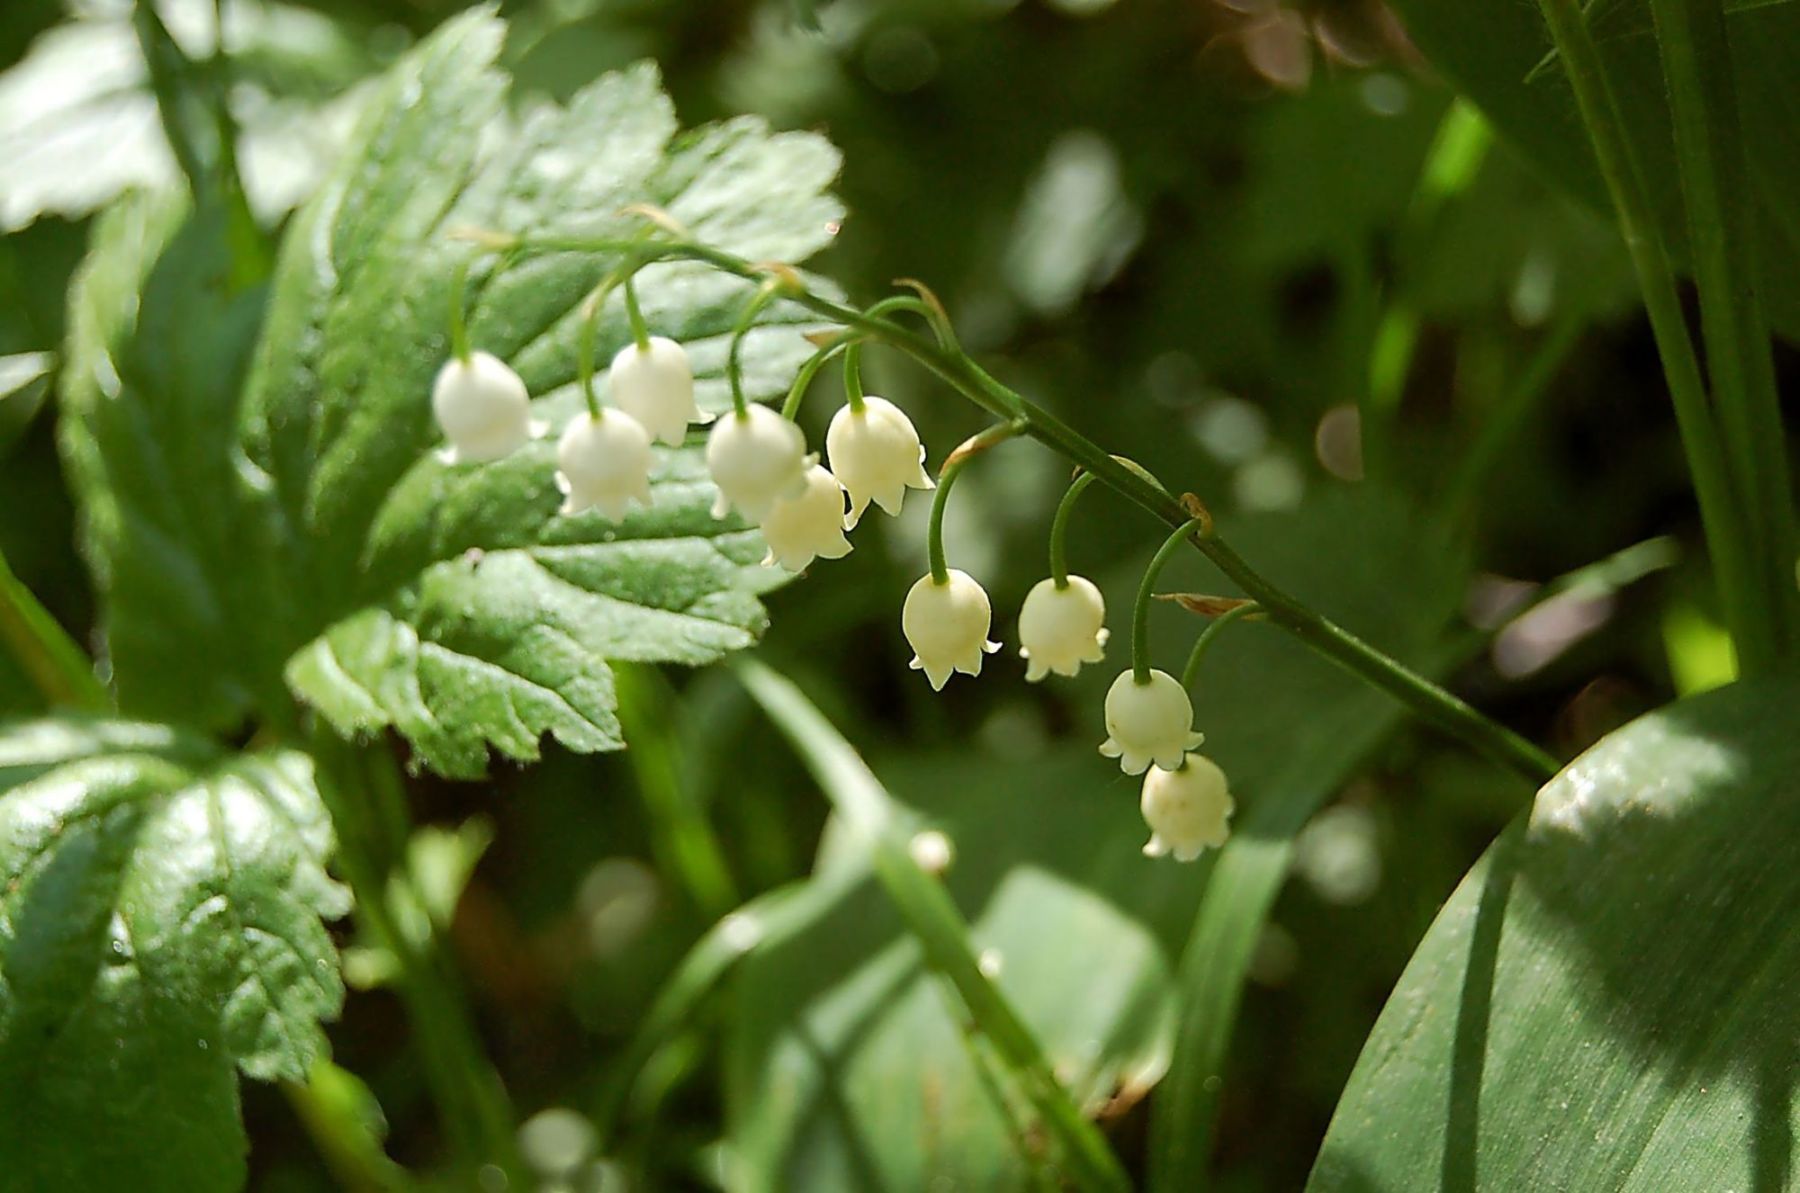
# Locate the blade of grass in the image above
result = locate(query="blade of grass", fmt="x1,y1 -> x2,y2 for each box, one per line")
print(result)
1533,0 -> 1772,666
731,656 -> 1133,1193
0,543 -> 105,710
1646,0 -> 1799,661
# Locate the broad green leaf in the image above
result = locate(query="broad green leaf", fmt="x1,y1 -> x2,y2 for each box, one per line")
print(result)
59,190 -> 293,729
0,716 -> 349,1192
1308,675 -> 1799,1191
1146,487 -> 1481,1190
1383,0 -> 1800,334
243,11 -> 843,775
726,744 -> 1189,1193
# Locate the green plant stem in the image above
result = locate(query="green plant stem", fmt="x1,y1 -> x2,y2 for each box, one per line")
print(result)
490,233 -> 1556,783
1533,0 -> 1772,668
1133,518 -> 1209,683
781,337 -> 850,420
623,274 -> 651,352
1180,602 -> 1262,692
0,544 -> 105,710
927,424 -> 1020,585
727,283 -> 782,420
732,658 -> 1133,1193
447,259 -> 474,366
1048,472 -> 1096,587
310,735 -> 524,1185
842,340 -> 867,412
1645,0 -> 1798,662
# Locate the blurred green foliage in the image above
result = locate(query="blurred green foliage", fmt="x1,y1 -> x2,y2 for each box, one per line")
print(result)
1,0 -> 1783,1189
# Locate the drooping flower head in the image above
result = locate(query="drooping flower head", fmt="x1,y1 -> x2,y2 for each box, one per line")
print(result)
1099,668 -> 1203,774
610,336 -> 699,447
1140,754 -> 1234,861
760,464 -> 854,572
1017,575 -> 1109,681
556,409 -> 654,520
825,396 -> 934,528
432,351 -> 542,464
706,403 -> 809,521
902,569 -> 1001,690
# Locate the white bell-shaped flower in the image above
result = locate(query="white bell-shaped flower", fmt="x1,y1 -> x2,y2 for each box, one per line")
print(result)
432,351 -> 543,464
903,569 -> 1001,690
610,336 -> 699,446
1017,576 -> 1109,681
1099,668 -> 1204,774
556,409 -> 654,520
1140,753 -> 1234,861
825,396 -> 935,528
706,404 -> 809,522
760,464 -> 853,572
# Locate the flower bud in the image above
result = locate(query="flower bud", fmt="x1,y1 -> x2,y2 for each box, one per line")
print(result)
432,351 -> 542,464
825,396 -> 934,528
556,410 -> 654,520
903,569 -> 1001,690
1017,576 -> 1109,681
706,404 -> 809,521
610,336 -> 699,446
1099,668 -> 1203,774
1140,754 -> 1234,861
760,464 -> 853,572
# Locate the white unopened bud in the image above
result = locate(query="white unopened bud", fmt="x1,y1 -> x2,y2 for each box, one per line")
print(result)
556,410 -> 654,520
1099,668 -> 1203,774
1018,576 -> 1109,681
760,464 -> 853,572
610,336 -> 699,446
1140,754 -> 1234,861
706,404 -> 809,522
825,396 -> 934,528
903,569 -> 1001,690
432,351 -> 543,464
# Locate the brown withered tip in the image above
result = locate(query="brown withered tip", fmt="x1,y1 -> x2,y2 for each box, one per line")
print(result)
803,329 -> 842,348
446,225 -> 516,250
893,276 -> 950,322
1179,492 -> 1215,534
619,203 -> 688,237
1157,593 -> 1266,619
752,261 -> 804,291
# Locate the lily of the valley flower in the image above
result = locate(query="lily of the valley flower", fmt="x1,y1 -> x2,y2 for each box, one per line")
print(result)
706,403 -> 809,521
432,351 -> 543,464
556,409 -> 654,519
1140,754 -> 1234,861
761,464 -> 853,572
825,396 -> 934,527
610,336 -> 699,446
1099,668 -> 1203,774
903,569 -> 1001,690
1018,576 -> 1109,681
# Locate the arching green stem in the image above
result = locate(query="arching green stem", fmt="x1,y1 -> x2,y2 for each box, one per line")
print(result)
843,341 -> 867,413
1132,518 -> 1209,684
928,422 -> 1023,585
782,337 -> 851,421
623,273 -> 652,352
1180,602 -> 1263,692
1048,472 -> 1097,589
446,258 -> 473,364
727,283 -> 782,420
483,231 -> 1557,783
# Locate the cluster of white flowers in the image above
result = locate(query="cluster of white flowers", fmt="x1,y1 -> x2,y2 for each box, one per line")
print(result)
432,316 -> 1231,861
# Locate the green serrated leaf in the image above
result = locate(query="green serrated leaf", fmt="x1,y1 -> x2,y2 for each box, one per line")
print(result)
1308,676 -> 1800,1192
236,11 -> 842,774
59,190 -> 291,730
0,716 -> 348,1192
